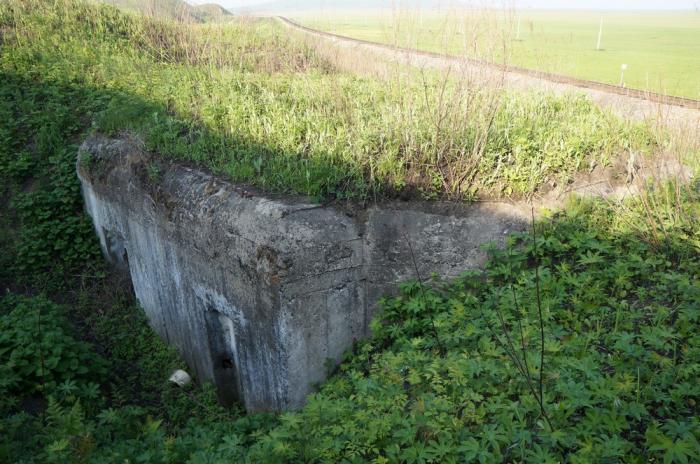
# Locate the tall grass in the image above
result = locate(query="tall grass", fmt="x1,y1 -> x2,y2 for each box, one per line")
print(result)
288,3 -> 699,249
0,0 -> 673,202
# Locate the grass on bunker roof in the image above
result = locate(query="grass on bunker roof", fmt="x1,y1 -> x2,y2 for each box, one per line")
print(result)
1,0 -> 668,204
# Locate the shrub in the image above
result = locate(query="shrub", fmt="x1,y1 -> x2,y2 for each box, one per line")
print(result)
0,295 -> 107,400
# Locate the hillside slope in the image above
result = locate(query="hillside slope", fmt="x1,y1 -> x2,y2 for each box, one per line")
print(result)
102,0 -> 232,21
235,0 -> 466,13
194,2 -> 234,21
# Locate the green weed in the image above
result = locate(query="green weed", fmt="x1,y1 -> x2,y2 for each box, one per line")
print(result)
245,193 -> 700,463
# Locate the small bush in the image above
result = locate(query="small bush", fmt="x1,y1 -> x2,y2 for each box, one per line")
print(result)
0,295 -> 107,399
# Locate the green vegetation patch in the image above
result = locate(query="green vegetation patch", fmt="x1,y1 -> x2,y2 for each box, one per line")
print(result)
92,0 -> 232,23
244,195 -> 700,462
3,192 -> 698,462
0,295 -> 107,400
2,0 -> 661,203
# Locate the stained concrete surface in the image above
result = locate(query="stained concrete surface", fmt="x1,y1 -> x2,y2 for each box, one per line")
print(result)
77,134 -> 542,411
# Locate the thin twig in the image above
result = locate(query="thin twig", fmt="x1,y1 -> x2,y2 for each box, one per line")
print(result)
509,246 -> 534,389
531,205 -> 546,410
36,300 -> 47,425
481,312 -> 553,430
403,232 -> 445,354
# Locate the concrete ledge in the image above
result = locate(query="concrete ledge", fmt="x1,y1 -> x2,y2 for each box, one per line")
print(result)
77,135 -> 529,411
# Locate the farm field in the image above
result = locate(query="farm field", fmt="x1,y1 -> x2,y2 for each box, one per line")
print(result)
295,10 -> 700,99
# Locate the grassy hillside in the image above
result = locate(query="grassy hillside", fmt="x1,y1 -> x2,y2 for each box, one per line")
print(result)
101,0 -> 232,22
193,3 -> 233,21
0,0 -> 670,203
297,10 -> 700,99
101,0 -> 193,20
236,0 -> 463,13
1,0 -> 699,462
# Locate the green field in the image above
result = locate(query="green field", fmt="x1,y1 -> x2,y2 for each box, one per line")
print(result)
295,10 -> 700,99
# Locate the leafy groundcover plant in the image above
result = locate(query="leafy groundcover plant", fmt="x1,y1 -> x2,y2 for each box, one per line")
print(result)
242,195 -> 700,463
2,193 -> 698,463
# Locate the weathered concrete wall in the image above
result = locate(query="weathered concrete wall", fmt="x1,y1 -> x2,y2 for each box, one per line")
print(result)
77,135 -> 529,411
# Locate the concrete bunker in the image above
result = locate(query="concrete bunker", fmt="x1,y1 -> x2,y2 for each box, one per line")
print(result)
77,135 -> 536,411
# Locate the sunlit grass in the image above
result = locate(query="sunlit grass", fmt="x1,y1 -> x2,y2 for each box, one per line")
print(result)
0,0 -> 670,202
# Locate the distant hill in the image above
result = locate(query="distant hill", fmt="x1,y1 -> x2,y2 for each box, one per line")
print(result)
193,3 -> 235,21
234,0 -> 466,13
101,0 -> 233,22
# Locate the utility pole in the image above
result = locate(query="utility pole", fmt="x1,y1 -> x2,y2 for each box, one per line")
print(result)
596,17 -> 603,50
619,64 -> 628,87
516,15 -> 521,41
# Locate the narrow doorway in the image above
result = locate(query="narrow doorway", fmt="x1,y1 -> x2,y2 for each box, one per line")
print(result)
204,309 -> 243,407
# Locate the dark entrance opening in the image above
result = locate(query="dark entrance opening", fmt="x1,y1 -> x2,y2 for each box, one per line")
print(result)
204,309 -> 243,407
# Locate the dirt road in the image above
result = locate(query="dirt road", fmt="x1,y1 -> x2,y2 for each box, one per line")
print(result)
280,16 -> 700,129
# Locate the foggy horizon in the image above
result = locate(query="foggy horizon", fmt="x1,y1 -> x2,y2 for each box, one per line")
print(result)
188,0 -> 700,13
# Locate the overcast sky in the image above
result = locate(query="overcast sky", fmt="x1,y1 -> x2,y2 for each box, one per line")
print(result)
190,0 -> 698,10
